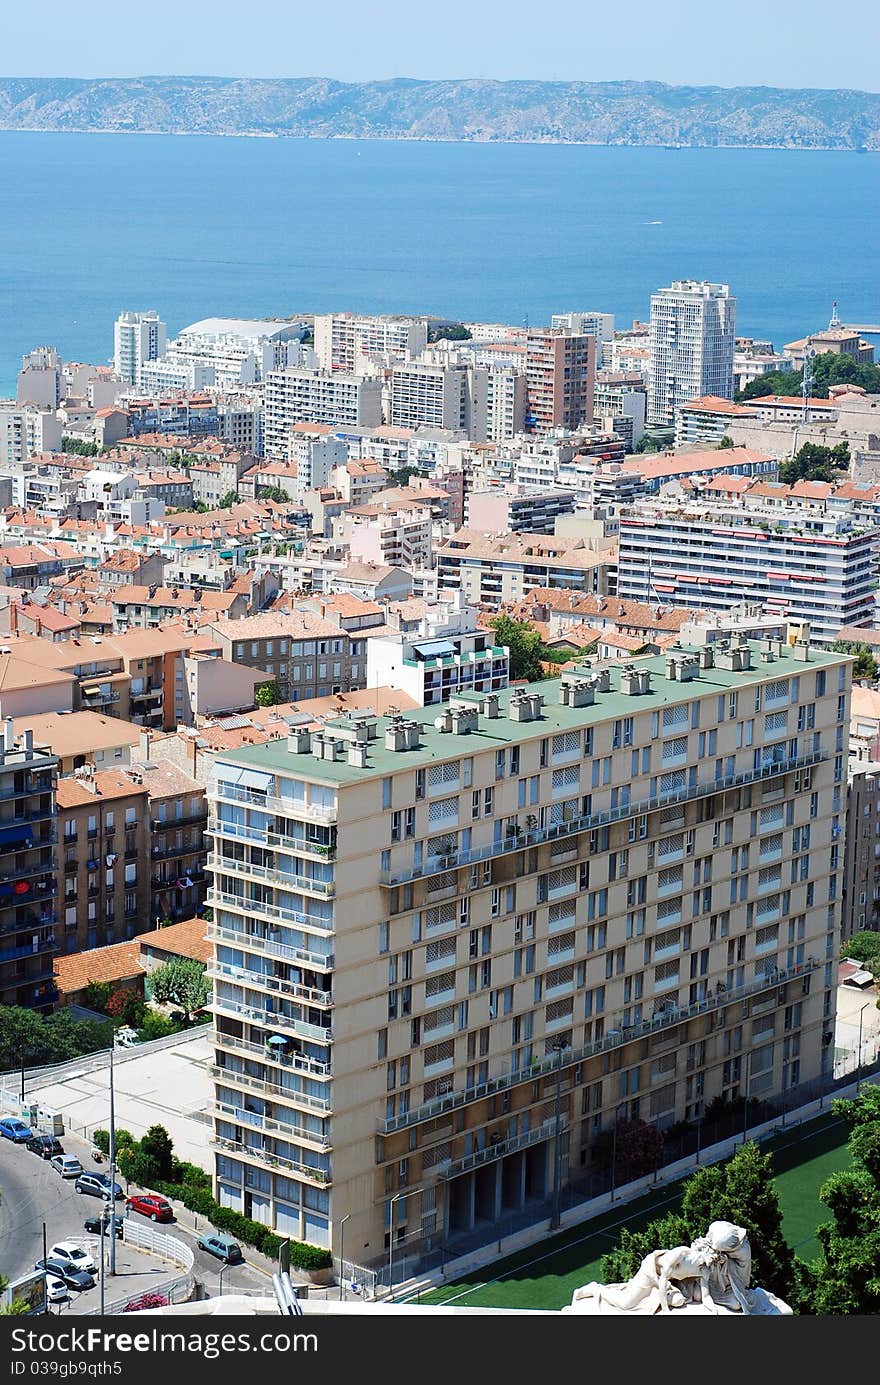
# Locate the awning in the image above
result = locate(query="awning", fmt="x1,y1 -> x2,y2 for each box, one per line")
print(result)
238,769 -> 274,793
411,640 -> 456,660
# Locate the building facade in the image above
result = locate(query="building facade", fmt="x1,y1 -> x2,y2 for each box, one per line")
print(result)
617,504 -> 878,645
264,371 -> 383,457
525,330 -> 596,434
647,282 -> 736,426
113,311 -> 167,386
0,723 -> 59,1011
205,636 -> 849,1267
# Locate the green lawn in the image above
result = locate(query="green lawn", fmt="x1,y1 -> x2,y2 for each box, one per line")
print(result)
418,1113 -> 852,1310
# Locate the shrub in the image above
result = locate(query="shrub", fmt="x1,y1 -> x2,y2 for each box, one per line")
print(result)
92,1128 -> 134,1155
106,988 -> 146,1027
123,1291 -> 168,1312
136,1012 -> 178,1042
170,1157 -> 211,1189
118,1146 -> 159,1187
289,1242 -> 332,1271
140,1125 -> 174,1180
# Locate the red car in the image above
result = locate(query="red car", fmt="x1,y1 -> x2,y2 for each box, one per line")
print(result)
126,1194 -> 174,1223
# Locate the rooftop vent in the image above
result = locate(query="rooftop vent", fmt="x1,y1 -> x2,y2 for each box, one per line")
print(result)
385,714 -> 421,752
620,666 -> 652,696
287,729 -> 311,754
558,678 -> 595,709
509,691 -> 544,723
347,742 -> 368,769
480,694 -> 500,719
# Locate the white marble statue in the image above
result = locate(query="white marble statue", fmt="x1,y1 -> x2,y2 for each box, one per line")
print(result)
562,1221 -> 792,1316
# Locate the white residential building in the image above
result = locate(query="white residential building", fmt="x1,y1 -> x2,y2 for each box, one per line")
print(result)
390,360 -> 488,440
366,594 -> 510,705
551,312 -> 615,367
264,370 -> 383,458
0,401 -> 62,464
314,312 -> 428,373
647,282 -> 736,426
113,310 -> 167,386
138,359 -> 216,393
17,346 -> 63,409
162,317 -> 310,389
617,500 -> 878,643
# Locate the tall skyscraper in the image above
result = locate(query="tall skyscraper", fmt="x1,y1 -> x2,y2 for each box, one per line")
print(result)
525,329 -> 596,434
113,309 -> 167,386
647,281 -> 736,426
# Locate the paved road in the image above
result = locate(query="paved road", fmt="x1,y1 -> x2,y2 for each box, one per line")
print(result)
0,1125 -> 271,1309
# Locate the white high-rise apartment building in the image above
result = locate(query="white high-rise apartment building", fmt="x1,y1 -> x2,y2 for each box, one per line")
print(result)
263,369 -> 383,458
390,360 -> 488,440
552,312 -> 615,368
113,310 -> 167,386
314,313 -> 429,374
162,318 -> 310,389
647,282 -> 736,426
0,401 -> 62,464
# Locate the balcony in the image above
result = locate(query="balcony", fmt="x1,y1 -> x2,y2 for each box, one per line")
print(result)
210,1135 -> 331,1186
208,857 -> 334,899
439,1119 -> 559,1180
213,1030 -> 331,1078
151,808 -> 208,833
209,889 -> 333,938
130,685 -> 162,703
378,955 -> 820,1136
211,993 -> 332,1045
207,922 -> 333,973
208,960 -> 332,1009
378,750 -> 827,887
206,822 -> 335,860
210,1063 -> 331,1114
211,786 -> 337,824
212,1101 -> 331,1152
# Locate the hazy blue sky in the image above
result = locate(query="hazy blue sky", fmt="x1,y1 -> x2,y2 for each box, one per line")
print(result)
3,0 -> 878,92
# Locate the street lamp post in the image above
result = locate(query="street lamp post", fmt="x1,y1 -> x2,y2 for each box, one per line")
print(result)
108,1046 -> 118,1275
857,1001 -> 870,1094
550,1040 -> 567,1231
742,1052 -> 752,1147
338,1213 -> 350,1301
218,1261 -> 235,1298
387,1188 -> 420,1302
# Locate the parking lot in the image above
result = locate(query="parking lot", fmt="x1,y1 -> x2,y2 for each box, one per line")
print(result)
0,1125 -> 271,1311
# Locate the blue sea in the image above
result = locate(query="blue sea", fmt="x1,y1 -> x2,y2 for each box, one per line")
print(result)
0,132 -> 878,392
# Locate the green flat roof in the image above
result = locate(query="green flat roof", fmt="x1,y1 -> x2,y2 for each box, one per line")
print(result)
214,642 -> 850,789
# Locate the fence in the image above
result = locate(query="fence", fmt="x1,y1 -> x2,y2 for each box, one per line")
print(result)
331,1257 -> 378,1301
381,1060 -> 880,1296
80,1222 -> 195,1316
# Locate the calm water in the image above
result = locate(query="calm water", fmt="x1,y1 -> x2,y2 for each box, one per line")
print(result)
0,132 -> 878,391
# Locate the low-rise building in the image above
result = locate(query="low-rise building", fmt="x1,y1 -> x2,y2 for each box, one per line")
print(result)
436,529 -> 617,607
56,766 -> 150,953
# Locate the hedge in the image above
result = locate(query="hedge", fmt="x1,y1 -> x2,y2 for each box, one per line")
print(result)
150,1179 -> 331,1270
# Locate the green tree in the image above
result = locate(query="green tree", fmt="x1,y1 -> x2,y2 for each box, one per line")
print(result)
140,1125 -> 174,1180
717,434 -> 735,449
805,1089 -> 880,1314
61,437 -> 99,456
83,981 -> 112,1013
148,959 -> 210,1021
255,677 -> 282,708
386,465 -> 421,487
601,1213 -> 693,1284
840,930 -> 880,973
117,1144 -> 160,1189
258,486 -> 292,503
0,1005 -> 113,1072
682,1142 -> 795,1302
427,322 -> 472,343
833,641 -> 878,683
778,441 -> 850,486
488,615 -> 545,683
217,490 -> 238,509
598,1141 -> 797,1304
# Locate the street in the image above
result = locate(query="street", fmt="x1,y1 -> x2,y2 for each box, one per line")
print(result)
0,1125 -> 271,1310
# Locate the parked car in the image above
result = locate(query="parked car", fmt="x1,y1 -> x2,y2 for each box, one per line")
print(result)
83,1213 -> 124,1239
35,1258 -> 94,1293
126,1193 -> 174,1223
50,1155 -> 83,1178
75,1171 -> 123,1200
0,1117 -> 33,1143
26,1134 -> 64,1159
47,1241 -> 97,1275
45,1274 -> 69,1304
197,1232 -> 243,1264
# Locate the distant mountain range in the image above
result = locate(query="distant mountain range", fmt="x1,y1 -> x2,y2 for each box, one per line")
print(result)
0,77 -> 878,148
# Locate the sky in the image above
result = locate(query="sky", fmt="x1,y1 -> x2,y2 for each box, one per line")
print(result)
2,0 -> 879,92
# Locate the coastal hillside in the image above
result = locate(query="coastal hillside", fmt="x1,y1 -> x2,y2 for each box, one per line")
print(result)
0,77 -> 878,148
